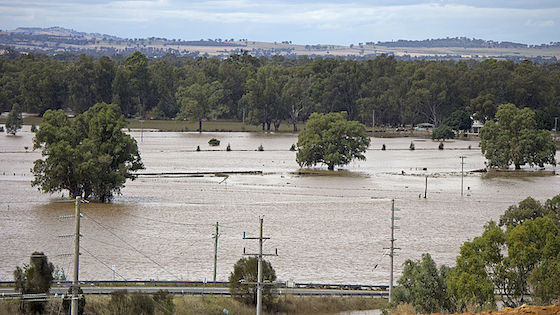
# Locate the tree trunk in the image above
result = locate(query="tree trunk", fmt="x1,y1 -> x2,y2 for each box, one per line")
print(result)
266,121 -> 271,131
199,120 -> 202,133
328,164 -> 334,171
262,122 -> 265,131
274,120 -> 281,132
515,164 -> 521,170
293,121 -> 297,132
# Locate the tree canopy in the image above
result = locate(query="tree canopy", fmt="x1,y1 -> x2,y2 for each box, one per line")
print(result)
14,252 -> 55,314
32,102 -> 144,202
480,103 -> 556,169
446,195 -> 560,310
5,103 -> 23,135
431,124 -> 455,140
296,112 -> 370,170
228,257 -> 277,308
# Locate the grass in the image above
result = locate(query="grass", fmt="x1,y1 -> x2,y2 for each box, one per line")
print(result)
0,295 -> 387,315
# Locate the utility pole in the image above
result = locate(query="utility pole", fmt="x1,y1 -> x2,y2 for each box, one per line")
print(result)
71,196 -> 81,315
242,217 -> 278,315
424,176 -> 428,199
384,199 -> 400,304
460,156 -> 466,196
212,222 -> 219,282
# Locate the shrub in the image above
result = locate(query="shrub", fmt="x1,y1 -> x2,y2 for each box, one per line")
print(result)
196,145 -> 200,151
409,142 -> 415,150
382,144 -> 386,151
226,143 -> 231,151
208,138 -> 220,146
153,290 -> 174,315
258,144 -> 264,151
30,124 -> 37,133
289,144 -> 296,151
0,126 -> 4,132
438,142 -> 444,150
229,257 -> 276,309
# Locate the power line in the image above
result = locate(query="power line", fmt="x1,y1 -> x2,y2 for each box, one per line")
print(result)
82,212 -> 181,280
81,246 -> 128,281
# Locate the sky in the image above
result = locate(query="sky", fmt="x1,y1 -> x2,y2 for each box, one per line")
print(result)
0,0 -> 559,45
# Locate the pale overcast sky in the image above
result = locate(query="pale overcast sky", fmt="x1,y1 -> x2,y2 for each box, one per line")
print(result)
0,0 -> 559,45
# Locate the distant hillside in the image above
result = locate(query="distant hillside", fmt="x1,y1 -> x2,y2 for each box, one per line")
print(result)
1,27 -> 559,62
374,37 -> 560,49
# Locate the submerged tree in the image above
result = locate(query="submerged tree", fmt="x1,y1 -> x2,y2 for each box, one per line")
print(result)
296,112 -> 370,170
5,103 -> 23,135
32,103 -> 144,202
480,103 -> 556,169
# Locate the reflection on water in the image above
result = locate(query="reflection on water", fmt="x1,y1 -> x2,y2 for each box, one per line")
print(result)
1,130 -> 559,284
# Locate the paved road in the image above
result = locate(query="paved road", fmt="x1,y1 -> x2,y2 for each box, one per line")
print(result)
0,286 -> 388,298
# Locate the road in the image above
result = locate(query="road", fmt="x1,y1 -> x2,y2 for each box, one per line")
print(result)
0,285 -> 388,298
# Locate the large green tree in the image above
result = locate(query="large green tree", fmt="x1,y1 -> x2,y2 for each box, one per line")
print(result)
5,103 -> 23,135
14,252 -> 54,314
447,195 -> 560,309
32,103 -> 144,202
296,112 -> 370,170
480,103 -> 556,169
175,81 -> 225,132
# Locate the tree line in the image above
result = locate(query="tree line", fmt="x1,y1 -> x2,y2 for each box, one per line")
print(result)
1,50 -> 560,131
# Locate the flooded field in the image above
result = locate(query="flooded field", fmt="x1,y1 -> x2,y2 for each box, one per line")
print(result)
1,128 -> 559,284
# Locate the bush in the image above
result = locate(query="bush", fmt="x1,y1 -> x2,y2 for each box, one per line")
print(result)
153,290 -> 174,315
409,142 -> 415,150
0,126 -> 4,132
196,145 -> 200,151
432,124 -> 455,140
226,143 -> 231,151
30,124 -> 37,133
289,144 -> 296,151
438,142 -> 444,150
14,252 -> 55,314
258,144 -> 264,151
382,144 -> 386,151
229,257 -> 276,309
208,138 -> 220,146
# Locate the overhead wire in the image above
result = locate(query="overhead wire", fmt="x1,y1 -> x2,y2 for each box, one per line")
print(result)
82,212 -> 181,280
81,246 -> 127,281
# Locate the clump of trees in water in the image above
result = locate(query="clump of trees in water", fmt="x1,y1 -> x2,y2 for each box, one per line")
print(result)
31,103 -> 144,202
389,194 -> 560,313
480,104 -> 557,169
1,51 -> 559,131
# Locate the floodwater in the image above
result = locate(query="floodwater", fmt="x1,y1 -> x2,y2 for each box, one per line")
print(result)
1,128 -> 559,285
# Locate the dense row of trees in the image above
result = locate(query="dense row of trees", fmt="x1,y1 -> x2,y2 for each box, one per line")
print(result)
392,194 -> 560,313
2,51 -> 560,131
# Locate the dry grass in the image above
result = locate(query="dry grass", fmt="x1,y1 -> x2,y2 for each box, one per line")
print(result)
0,295 -> 386,315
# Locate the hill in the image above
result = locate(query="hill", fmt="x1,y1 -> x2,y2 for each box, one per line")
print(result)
1,27 -> 559,62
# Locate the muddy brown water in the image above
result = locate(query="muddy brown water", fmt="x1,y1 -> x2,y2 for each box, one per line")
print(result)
1,128 -> 559,284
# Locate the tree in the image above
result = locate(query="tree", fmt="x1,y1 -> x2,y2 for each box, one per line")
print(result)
14,252 -> 55,314
296,112 -> 370,170
5,103 -> 23,135
175,81 -> 225,132
431,124 -> 455,140
480,103 -> 556,169
447,195 -> 560,309
392,253 -> 454,313
444,110 -> 473,131
228,257 -> 277,308
32,103 -> 144,202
